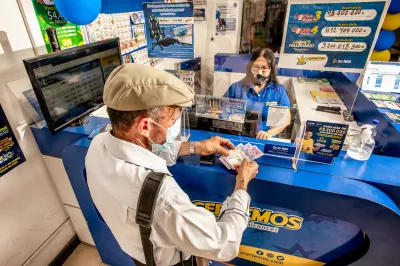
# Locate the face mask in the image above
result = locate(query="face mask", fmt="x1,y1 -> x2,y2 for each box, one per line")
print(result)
148,117 -> 181,152
252,74 -> 269,86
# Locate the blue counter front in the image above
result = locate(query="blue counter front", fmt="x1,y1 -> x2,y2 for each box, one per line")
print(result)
32,117 -> 400,266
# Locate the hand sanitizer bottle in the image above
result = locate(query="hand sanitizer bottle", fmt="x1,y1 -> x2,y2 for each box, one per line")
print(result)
347,120 -> 379,161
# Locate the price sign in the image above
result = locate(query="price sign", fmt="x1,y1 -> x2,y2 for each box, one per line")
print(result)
321,26 -> 371,37
325,9 -> 377,20
279,0 -> 388,73
318,41 -> 367,52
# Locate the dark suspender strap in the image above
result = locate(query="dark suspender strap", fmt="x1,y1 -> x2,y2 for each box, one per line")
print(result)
136,172 -> 166,266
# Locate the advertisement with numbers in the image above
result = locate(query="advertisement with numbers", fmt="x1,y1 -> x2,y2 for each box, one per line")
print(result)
0,105 -> 25,177
32,0 -> 84,53
279,0 -> 389,73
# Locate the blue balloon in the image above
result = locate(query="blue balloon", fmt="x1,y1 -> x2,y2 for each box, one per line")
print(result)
216,10 -> 221,19
101,0 -> 145,13
375,30 -> 396,51
388,0 -> 400,14
54,0 -> 101,25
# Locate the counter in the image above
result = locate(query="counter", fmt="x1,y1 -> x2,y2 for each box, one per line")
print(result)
31,115 -> 400,266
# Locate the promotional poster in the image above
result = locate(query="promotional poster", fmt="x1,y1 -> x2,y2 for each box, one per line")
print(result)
196,95 -> 247,123
165,70 -> 195,89
215,2 -> 239,35
31,0 -> 84,53
279,0 -> 387,73
301,121 -> 349,159
143,2 -> 194,59
0,105 -> 26,177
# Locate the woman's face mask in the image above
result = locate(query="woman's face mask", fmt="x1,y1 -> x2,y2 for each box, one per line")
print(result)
250,65 -> 271,85
148,117 -> 181,152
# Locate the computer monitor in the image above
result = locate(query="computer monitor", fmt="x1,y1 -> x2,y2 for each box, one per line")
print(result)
23,38 -> 121,134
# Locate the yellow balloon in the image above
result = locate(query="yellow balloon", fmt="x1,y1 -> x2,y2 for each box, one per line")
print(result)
382,13 -> 400,31
370,50 -> 391,61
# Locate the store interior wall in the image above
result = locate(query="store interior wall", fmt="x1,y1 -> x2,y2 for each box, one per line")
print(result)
0,1 -> 72,265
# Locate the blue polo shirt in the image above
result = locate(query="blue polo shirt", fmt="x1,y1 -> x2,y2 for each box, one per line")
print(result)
224,79 -> 291,131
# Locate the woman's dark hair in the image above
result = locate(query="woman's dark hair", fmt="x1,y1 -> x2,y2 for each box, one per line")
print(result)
246,48 -> 279,85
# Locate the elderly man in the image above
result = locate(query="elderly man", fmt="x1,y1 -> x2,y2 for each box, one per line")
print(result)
86,64 -> 259,266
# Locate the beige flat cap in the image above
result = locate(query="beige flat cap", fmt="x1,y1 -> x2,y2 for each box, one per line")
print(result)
103,64 -> 195,111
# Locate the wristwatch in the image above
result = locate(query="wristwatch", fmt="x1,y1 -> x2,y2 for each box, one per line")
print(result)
189,142 -> 196,156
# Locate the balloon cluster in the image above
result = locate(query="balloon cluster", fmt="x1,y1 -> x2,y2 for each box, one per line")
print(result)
54,0 -> 144,25
372,0 -> 400,61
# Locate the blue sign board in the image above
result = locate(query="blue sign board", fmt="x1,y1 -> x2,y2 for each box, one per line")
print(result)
143,2 -> 194,59
280,1 -> 386,72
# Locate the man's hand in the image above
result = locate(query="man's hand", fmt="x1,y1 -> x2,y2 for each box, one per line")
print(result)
257,130 -> 272,140
234,159 -> 259,191
196,136 -> 235,157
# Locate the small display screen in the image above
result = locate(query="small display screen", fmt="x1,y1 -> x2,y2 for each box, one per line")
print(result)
24,39 -> 121,134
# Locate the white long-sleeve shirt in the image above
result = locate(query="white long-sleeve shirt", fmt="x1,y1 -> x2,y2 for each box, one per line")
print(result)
85,132 -> 250,265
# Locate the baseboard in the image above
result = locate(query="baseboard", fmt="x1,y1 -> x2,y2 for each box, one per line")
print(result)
23,219 -> 76,266
49,235 -> 80,266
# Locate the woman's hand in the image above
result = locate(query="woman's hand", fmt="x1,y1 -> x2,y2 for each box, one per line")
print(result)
256,130 -> 272,140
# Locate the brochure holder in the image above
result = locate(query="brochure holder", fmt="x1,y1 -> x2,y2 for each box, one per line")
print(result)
6,77 -> 46,129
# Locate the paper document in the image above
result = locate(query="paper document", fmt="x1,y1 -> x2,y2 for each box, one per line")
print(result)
267,106 -> 290,127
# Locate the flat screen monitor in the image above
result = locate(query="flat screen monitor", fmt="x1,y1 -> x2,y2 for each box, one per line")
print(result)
23,38 -> 121,134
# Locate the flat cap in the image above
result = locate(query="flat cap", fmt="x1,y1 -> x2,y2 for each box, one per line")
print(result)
103,64 -> 195,111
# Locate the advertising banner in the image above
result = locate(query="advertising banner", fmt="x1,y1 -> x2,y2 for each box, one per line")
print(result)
32,0 -> 84,53
196,95 -> 247,123
301,120 -> 349,163
279,0 -> 388,73
0,105 -> 25,177
143,2 -> 194,59
215,2 -> 239,36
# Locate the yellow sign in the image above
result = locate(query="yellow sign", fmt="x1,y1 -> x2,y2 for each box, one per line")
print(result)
297,56 -> 326,65
238,245 -> 324,266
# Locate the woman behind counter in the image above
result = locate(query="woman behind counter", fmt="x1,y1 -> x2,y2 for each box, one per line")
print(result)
224,48 -> 291,140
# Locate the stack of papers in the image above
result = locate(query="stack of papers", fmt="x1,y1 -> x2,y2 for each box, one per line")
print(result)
372,100 -> 400,110
310,90 -> 339,101
298,77 -> 330,85
364,92 -> 398,101
384,112 -> 400,123
315,96 -> 342,105
220,143 -> 263,170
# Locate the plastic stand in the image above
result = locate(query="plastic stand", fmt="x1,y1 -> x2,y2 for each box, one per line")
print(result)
6,77 -> 46,129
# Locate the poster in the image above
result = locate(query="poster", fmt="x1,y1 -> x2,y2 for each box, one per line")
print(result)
130,47 -> 150,64
0,105 -> 26,177
196,95 -> 247,123
143,2 -> 194,59
166,70 -> 195,89
32,0 -> 84,53
215,2 -> 238,35
194,8 -> 206,21
279,0 -> 387,73
301,121 -> 349,159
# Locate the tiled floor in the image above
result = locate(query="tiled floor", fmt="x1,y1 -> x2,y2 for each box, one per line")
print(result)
62,244 -> 108,266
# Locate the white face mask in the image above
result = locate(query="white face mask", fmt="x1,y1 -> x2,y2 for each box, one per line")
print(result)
148,117 -> 181,152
